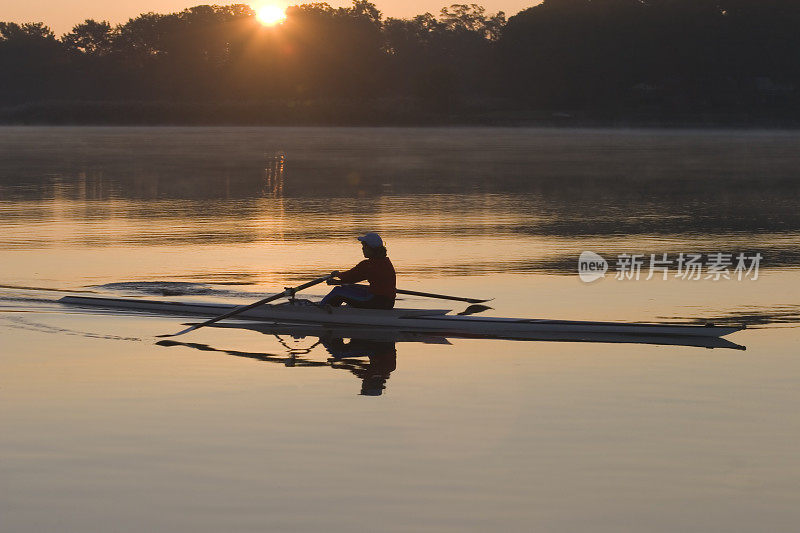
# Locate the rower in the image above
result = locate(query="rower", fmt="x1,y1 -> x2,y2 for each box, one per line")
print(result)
321,232 -> 396,309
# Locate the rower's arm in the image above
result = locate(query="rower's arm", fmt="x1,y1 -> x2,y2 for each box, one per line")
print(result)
337,260 -> 369,284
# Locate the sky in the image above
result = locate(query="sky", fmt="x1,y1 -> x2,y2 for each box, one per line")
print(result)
0,0 -> 535,35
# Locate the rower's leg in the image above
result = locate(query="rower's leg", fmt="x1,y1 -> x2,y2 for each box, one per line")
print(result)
320,286 -> 347,306
320,285 -> 372,307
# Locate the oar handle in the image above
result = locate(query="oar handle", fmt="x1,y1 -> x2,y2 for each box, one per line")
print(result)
284,275 -> 335,295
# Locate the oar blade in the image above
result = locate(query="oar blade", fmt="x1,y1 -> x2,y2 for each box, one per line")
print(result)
458,304 -> 493,316
156,324 -> 201,338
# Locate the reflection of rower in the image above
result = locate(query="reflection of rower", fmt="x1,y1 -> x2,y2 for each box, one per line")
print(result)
157,328 -> 399,396
320,336 -> 397,396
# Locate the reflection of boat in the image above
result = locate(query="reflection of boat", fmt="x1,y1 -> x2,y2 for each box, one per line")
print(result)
205,321 -> 746,350
60,295 -> 746,341
156,318 -> 745,398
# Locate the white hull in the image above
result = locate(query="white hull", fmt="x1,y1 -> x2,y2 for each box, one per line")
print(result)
204,321 -> 745,350
59,296 -> 746,339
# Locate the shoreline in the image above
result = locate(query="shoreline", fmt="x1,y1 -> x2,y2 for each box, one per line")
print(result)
3,100 -> 800,130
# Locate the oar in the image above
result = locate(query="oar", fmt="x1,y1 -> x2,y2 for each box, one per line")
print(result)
395,288 -> 491,304
156,275 -> 331,338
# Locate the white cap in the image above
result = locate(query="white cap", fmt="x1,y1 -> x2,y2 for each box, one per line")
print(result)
357,232 -> 384,248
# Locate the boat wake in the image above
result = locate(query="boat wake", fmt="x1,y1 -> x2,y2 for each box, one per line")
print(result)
0,315 -> 141,342
92,281 -> 276,299
0,289 -> 69,312
660,304 -> 800,329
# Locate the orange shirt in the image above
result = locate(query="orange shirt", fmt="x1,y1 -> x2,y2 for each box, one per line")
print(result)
338,257 -> 396,298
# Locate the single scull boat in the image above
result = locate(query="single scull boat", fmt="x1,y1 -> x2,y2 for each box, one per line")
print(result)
58,295 -> 745,339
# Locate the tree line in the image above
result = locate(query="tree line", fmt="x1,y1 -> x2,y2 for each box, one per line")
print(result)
1,0 -> 799,125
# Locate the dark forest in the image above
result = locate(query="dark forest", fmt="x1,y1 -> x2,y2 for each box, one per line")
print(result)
1,0 -> 799,125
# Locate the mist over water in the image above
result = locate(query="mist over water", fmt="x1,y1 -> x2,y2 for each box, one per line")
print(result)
2,126 -> 800,272
1,126 -> 799,532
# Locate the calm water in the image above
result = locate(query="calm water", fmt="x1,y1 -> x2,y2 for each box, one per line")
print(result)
1,127 -> 799,532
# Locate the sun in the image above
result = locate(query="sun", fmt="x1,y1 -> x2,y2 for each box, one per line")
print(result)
256,4 -> 287,25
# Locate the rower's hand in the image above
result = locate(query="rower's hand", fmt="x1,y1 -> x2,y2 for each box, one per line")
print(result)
327,271 -> 341,285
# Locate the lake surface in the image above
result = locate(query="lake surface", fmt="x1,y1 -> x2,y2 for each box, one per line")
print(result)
1,126 -> 799,532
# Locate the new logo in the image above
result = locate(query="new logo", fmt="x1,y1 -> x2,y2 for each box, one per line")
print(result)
578,251 -> 608,282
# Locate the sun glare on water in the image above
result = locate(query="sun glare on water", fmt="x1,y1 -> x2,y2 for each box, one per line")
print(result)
256,4 -> 287,25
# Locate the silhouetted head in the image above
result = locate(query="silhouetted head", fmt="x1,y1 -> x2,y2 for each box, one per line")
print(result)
358,232 -> 387,258
360,376 -> 387,396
